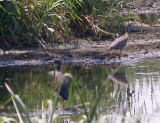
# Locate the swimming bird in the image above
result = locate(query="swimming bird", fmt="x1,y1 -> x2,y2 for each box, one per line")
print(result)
108,23 -> 133,60
52,60 -> 69,100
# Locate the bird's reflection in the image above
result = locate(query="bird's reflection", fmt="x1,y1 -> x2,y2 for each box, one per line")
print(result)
110,67 -> 134,96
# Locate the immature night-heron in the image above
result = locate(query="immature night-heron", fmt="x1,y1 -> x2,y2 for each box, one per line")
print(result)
108,23 -> 133,59
52,60 -> 69,100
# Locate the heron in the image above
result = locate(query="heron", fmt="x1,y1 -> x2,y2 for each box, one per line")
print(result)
108,23 -> 133,60
52,59 -> 69,101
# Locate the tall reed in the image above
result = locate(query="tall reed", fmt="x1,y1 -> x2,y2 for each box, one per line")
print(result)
0,0 -> 130,48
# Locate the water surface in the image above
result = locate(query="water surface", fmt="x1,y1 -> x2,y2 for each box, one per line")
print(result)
1,59 -> 160,122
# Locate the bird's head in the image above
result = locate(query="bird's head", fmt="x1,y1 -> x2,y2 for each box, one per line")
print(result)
54,60 -> 62,71
127,23 -> 132,28
125,22 -> 134,33
49,59 -> 62,71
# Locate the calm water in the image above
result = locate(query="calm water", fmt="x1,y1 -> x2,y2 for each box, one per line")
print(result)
1,59 -> 160,122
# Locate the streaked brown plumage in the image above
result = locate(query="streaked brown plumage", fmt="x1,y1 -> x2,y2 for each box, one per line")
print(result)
53,60 -> 69,100
109,32 -> 129,51
109,23 -> 132,59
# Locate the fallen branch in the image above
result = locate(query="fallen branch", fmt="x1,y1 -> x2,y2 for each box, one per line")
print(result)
84,16 -> 115,37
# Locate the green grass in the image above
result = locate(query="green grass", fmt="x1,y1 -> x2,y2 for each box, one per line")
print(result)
0,0 -> 134,48
0,0 -> 80,48
1,0 -> 159,48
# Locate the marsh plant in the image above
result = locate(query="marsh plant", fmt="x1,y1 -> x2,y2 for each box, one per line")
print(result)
0,0 -> 81,48
0,0 -> 133,48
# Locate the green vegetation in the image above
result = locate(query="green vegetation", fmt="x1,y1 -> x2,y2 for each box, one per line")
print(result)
1,0 -> 160,48
0,0 -> 131,48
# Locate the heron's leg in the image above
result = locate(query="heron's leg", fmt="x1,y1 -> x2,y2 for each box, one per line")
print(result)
118,54 -> 121,60
63,100 -> 64,109
109,49 -> 114,59
118,48 -> 123,60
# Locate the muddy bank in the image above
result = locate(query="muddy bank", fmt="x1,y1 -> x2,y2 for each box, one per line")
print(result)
0,22 -> 160,66
0,0 -> 160,66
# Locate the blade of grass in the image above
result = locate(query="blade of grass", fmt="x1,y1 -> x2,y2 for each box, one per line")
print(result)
5,83 -> 32,123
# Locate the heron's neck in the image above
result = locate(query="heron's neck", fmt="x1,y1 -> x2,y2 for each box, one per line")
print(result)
125,32 -> 128,36
55,66 -> 60,71
125,32 -> 129,39
126,26 -> 130,34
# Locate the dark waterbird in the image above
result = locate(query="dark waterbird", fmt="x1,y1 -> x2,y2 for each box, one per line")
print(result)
108,23 -> 133,60
50,60 -> 69,100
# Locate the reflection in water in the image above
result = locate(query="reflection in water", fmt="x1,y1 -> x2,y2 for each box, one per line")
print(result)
110,66 -> 135,96
1,60 -> 160,122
